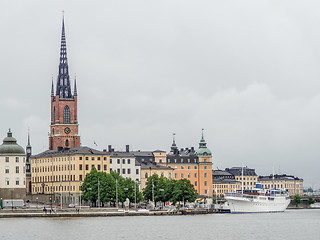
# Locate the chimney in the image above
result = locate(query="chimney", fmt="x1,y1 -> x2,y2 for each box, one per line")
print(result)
103,149 -> 107,152
126,145 -> 130,152
108,145 -> 112,152
191,147 -> 194,152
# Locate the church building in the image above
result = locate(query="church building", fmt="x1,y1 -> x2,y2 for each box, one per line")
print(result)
49,17 -> 80,150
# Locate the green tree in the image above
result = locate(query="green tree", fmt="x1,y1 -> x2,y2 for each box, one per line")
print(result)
82,168 -> 101,206
171,179 -> 197,205
292,194 -> 302,207
308,196 -> 315,205
143,174 -> 160,202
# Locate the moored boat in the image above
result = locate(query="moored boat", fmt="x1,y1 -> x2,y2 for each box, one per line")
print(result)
225,185 -> 290,213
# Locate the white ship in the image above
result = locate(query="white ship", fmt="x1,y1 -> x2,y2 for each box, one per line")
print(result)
225,185 -> 291,213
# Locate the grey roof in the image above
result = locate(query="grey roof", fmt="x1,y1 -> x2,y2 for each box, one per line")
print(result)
212,170 -> 234,177
258,174 -> 303,181
225,167 -> 257,176
31,146 -> 105,158
109,151 -> 135,157
136,158 -> 172,170
213,178 -> 241,184
131,151 -> 154,157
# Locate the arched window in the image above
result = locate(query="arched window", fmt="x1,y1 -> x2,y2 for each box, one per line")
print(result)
145,173 -> 148,178
65,139 -> 69,147
64,106 -> 70,123
53,107 -> 56,124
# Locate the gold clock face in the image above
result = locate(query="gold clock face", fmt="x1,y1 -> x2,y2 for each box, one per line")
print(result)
64,127 -> 71,134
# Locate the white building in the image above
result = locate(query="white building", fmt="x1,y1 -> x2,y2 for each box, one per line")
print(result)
0,129 -> 26,201
109,145 -> 140,183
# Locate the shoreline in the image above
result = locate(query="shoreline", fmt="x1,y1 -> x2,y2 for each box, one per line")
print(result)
0,207 -> 318,219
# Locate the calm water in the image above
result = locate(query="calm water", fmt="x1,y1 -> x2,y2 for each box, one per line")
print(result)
1,209 -> 319,240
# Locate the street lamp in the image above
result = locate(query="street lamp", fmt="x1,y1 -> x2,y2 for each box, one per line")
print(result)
98,178 -> 100,208
79,182 -> 82,210
159,189 -> 164,209
87,188 -> 92,207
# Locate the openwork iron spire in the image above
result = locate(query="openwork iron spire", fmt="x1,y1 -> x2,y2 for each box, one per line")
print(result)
74,76 -> 77,96
56,16 -> 72,98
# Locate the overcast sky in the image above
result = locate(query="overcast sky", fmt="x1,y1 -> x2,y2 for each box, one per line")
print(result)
1,0 -> 320,189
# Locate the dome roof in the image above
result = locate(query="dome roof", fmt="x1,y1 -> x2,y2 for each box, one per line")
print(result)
0,129 -> 25,155
195,130 -> 212,156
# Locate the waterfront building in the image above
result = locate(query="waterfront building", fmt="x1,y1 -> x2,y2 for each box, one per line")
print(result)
49,17 -> 80,150
225,167 -> 257,190
108,145 -> 140,183
135,151 -> 173,190
213,178 -> 241,198
212,169 -> 241,198
0,129 -> 27,201
30,147 -> 110,204
258,174 -> 303,196
166,131 -> 213,196
107,145 -> 173,190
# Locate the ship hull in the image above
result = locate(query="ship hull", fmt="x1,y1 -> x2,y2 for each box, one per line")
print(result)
225,196 -> 290,213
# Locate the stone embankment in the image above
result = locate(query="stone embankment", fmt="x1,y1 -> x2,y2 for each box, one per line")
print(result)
0,208 -> 186,218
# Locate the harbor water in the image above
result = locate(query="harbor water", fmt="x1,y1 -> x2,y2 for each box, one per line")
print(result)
1,209 -> 319,240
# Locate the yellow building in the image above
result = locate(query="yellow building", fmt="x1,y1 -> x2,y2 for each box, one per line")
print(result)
258,174 -> 303,196
31,146 -> 110,205
213,178 -> 241,198
226,167 -> 258,190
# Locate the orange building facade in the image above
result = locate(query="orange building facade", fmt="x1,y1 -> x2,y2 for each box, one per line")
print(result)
165,132 -> 213,196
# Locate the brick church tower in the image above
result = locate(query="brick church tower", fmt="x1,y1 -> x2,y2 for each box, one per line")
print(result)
49,17 -> 80,150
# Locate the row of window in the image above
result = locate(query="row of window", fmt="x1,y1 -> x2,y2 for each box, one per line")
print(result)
79,164 -> 107,171
113,168 -> 138,175
33,174 -> 77,183
5,178 -> 25,186
4,157 -> 25,163
33,184 -> 77,193
236,177 -> 257,181
79,157 -> 107,161
33,157 -> 76,164
110,159 -> 132,165
168,158 -> 208,163
32,164 -> 77,173
4,166 -> 25,174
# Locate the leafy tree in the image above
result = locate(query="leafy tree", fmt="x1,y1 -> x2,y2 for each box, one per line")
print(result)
82,169 -> 143,207
308,196 -> 315,205
143,174 -> 160,205
82,168 -> 101,206
171,179 -> 197,205
292,194 -> 302,207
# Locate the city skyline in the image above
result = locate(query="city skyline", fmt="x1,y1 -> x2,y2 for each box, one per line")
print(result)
1,1 -> 320,189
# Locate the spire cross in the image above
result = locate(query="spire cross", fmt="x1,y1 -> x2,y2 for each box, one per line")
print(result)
202,128 -> 204,139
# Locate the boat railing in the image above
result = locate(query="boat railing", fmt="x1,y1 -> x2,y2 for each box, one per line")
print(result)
225,193 -> 243,197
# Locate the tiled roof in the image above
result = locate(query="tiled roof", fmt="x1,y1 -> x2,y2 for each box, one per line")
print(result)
31,146 -> 106,158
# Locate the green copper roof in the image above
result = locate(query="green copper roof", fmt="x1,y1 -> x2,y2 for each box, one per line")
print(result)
195,129 -> 212,156
0,129 -> 25,155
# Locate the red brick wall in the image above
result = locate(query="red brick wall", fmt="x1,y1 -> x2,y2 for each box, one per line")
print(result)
49,95 -> 80,150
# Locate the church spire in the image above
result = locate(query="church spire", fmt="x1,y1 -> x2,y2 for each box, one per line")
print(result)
56,15 -> 72,98
27,128 -> 31,146
51,76 -> 54,96
74,75 -> 77,96
169,133 -> 178,155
